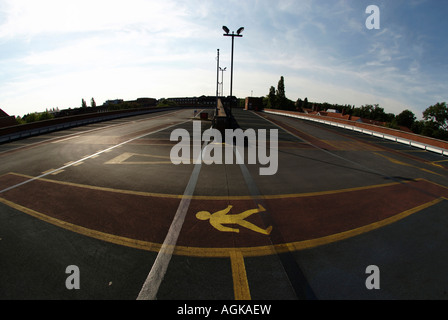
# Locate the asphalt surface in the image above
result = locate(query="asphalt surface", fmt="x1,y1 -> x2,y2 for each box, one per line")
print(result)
1,107 -> 448,300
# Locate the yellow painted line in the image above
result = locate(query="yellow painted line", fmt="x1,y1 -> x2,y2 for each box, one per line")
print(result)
41,168 -> 55,174
420,178 -> 448,191
374,152 -> 412,167
50,169 -> 65,176
430,161 -> 448,170
421,168 -> 439,175
179,197 -> 446,258
433,159 -> 448,163
10,172 -> 183,199
230,250 -> 251,300
322,140 -> 383,151
8,172 -> 409,201
0,196 -> 163,252
104,152 -> 134,164
0,193 -> 444,258
281,197 -> 445,251
374,152 -> 443,176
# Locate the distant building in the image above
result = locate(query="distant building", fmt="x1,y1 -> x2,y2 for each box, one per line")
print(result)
245,97 -> 263,111
167,96 -> 235,108
0,108 -> 9,118
104,99 -> 124,105
136,98 -> 157,107
167,97 -> 199,107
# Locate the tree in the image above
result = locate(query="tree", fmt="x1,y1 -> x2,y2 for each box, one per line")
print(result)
303,97 -> 309,110
370,104 -> 386,121
386,118 -> 400,130
351,104 -> 392,122
157,98 -> 177,107
296,98 -> 303,112
412,105 -> 448,141
15,116 -> 25,124
268,86 -> 276,108
411,120 -> 425,135
277,76 -> 285,100
421,121 -> 442,138
23,113 -> 39,123
276,76 -> 289,109
423,102 -> 448,131
38,110 -> 54,121
81,99 -> 87,108
395,109 -> 416,129
91,98 -> 96,108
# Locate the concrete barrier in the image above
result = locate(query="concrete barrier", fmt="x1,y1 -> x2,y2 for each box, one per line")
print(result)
212,99 -> 230,135
0,107 -> 178,144
263,109 -> 448,157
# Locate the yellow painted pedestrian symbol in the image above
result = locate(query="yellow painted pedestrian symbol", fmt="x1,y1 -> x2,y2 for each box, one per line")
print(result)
196,204 -> 272,235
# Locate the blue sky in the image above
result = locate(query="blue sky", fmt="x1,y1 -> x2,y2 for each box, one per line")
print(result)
0,0 -> 447,118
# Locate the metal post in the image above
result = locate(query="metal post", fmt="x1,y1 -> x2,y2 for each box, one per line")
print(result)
229,34 -> 236,115
216,49 -> 220,102
220,67 -> 226,97
230,33 -> 234,103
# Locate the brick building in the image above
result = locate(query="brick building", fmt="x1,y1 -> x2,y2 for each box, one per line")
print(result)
245,97 -> 263,111
0,109 -> 17,128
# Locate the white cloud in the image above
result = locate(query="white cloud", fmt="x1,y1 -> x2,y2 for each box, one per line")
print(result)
0,0 -> 446,119
0,0 -> 219,115
0,0 -> 192,38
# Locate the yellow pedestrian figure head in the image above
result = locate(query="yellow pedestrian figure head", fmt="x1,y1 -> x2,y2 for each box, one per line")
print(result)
196,211 -> 211,221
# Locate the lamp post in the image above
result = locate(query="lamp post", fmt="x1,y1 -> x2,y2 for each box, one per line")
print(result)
222,26 -> 244,115
219,67 -> 226,97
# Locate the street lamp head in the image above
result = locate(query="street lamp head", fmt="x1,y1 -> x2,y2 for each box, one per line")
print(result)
222,26 -> 230,34
237,27 -> 244,35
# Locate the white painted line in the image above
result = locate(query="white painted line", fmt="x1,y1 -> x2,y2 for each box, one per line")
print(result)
137,125 -> 208,301
0,120 -> 189,195
0,109 -> 181,154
